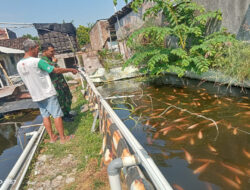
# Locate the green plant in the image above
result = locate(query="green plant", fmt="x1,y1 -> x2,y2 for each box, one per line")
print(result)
76,25 -> 91,47
120,0 -> 236,77
98,49 -> 124,71
213,42 -> 250,82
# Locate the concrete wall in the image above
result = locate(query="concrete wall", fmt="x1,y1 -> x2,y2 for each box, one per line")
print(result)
194,0 -> 250,40
89,20 -> 109,51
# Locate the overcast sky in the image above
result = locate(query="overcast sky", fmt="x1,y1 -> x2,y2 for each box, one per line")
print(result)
0,0 -> 128,37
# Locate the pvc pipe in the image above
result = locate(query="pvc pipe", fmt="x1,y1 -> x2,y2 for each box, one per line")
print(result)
0,126 -> 43,190
13,126 -> 45,190
108,156 -> 139,190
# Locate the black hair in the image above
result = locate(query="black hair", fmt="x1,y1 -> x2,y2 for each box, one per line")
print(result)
41,42 -> 55,52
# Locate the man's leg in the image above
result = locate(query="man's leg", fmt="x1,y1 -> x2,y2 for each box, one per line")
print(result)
43,117 -> 58,142
54,117 -> 65,140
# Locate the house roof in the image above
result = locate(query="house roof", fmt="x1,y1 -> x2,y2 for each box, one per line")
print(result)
108,2 -> 133,25
0,37 -> 27,50
0,46 -> 24,54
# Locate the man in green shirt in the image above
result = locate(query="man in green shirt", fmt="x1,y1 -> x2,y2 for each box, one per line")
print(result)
41,43 -> 77,122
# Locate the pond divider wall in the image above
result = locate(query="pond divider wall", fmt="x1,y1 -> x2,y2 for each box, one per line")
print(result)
79,69 -> 173,190
152,71 -> 250,98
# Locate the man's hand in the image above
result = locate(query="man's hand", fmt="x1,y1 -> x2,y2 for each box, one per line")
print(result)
52,57 -> 58,63
71,68 -> 78,75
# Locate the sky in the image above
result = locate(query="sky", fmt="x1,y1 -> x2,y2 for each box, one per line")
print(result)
0,0 -> 128,37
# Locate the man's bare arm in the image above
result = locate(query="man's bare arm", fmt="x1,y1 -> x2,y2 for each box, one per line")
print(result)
53,67 -> 78,75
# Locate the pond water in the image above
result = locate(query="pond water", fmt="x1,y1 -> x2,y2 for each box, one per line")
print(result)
98,79 -> 250,190
0,110 -> 42,185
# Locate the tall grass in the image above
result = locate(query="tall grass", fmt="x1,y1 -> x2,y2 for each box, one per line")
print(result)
213,42 -> 250,82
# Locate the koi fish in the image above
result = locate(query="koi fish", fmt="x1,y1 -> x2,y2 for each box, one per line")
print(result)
242,148 -> 250,159
208,120 -> 223,127
219,174 -> 240,189
205,182 -> 213,190
201,97 -> 207,100
227,123 -> 232,129
182,148 -> 192,164
161,121 -> 167,126
202,108 -> 215,113
172,184 -> 184,190
173,117 -> 189,123
193,98 -> 200,101
196,102 -> 201,106
142,108 -> 151,113
193,162 -> 210,174
208,144 -> 217,153
190,138 -> 195,145
176,92 -> 188,96
145,120 -> 150,126
153,132 -> 160,139
146,137 -> 153,145
173,89 -> 177,93
176,124 -> 188,131
235,176 -> 241,184
220,162 -> 245,176
188,123 -> 199,130
170,134 -> 190,141
154,108 -> 165,111
224,97 -> 233,101
237,102 -> 249,106
152,123 -> 158,128
198,130 -> 203,139
194,158 -> 215,163
244,124 -> 250,128
165,109 -> 175,116
233,128 -> 238,135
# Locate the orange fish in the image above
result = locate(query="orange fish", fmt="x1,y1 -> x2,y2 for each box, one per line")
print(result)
205,182 -> 213,190
145,120 -> 150,126
198,130 -> 203,139
161,121 -> 167,126
152,123 -> 158,128
190,138 -> 195,145
188,123 -> 199,130
195,158 -> 215,163
220,162 -> 245,176
182,148 -> 192,164
242,148 -> 250,159
219,174 -> 240,189
208,144 -> 217,153
153,132 -> 160,139
227,123 -> 232,129
193,98 -> 200,101
165,109 -> 175,116
245,124 -> 250,128
172,184 -> 184,190
146,136 -> 153,145
233,128 -> 238,135
224,97 -> 233,101
142,108 -> 151,113
170,134 -> 190,141
235,176 -> 241,184
173,117 -> 189,123
193,162 -> 210,174
208,120 -> 223,127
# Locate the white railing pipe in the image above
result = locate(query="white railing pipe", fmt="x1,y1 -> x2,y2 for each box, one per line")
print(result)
0,126 -> 44,190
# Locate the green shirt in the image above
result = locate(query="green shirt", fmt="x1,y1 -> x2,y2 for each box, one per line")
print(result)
38,59 -> 54,73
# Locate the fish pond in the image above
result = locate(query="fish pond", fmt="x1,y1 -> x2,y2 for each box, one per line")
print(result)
0,109 -> 42,186
97,78 -> 250,190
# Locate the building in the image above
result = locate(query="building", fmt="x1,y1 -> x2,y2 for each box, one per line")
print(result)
0,28 -> 17,40
0,46 -> 24,87
34,23 -> 81,71
0,37 -> 27,50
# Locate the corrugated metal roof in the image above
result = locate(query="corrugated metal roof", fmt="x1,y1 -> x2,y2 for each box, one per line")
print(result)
0,46 -> 24,54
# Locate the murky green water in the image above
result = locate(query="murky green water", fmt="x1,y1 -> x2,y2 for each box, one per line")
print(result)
0,110 -> 42,185
98,79 -> 250,190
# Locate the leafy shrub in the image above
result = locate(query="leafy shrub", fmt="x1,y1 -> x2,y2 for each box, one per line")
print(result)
122,0 -> 236,77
